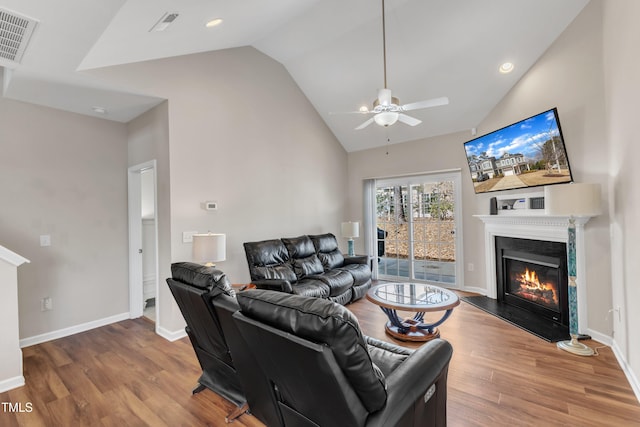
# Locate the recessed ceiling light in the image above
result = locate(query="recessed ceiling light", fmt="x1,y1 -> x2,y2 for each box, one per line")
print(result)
92,106 -> 107,114
205,18 -> 223,28
499,62 -> 514,74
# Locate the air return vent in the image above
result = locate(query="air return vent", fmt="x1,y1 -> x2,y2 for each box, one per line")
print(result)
0,9 -> 38,64
149,12 -> 179,32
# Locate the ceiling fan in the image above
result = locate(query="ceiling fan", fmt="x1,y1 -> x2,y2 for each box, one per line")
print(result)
340,0 -> 449,130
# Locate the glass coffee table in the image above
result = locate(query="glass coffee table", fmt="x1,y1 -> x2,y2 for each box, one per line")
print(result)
366,283 -> 460,342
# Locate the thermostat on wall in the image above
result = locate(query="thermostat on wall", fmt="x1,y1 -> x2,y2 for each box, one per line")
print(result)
204,201 -> 218,211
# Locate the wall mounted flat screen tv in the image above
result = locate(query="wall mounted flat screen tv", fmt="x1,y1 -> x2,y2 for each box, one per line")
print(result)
463,108 -> 573,194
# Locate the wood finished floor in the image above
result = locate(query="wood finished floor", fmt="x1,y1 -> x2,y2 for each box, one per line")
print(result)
1,293 -> 639,427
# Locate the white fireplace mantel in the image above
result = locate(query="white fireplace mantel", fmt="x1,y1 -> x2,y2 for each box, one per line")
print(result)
474,214 -> 594,334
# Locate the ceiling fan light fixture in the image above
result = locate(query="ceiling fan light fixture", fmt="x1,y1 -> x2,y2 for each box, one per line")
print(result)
374,111 -> 399,127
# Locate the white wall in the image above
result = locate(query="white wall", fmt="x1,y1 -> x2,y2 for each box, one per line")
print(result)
127,102 -> 177,332
0,96 -> 130,339
603,0 -> 640,396
141,169 -> 155,219
0,258 -> 23,391
348,2 -> 612,336
92,47 -> 349,333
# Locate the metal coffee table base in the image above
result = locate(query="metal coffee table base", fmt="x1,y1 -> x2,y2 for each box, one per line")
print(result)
381,307 -> 454,342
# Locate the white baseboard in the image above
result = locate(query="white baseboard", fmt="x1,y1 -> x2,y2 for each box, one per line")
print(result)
611,339 -> 640,404
0,375 -> 25,393
156,325 -> 187,342
585,328 -> 612,346
462,286 -> 487,295
19,312 -> 130,348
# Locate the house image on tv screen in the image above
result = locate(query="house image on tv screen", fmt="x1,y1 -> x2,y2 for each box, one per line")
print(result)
467,152 -> 528,182
463,108 -> 573,194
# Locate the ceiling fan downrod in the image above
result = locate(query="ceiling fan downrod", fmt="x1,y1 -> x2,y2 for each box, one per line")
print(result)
382,0 -> 388,90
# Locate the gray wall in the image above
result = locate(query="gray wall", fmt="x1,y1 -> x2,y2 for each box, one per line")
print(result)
127,102 -> 176,332
0,96 -> 129,339
91,47 -> 349,333
603,0 -> 640,394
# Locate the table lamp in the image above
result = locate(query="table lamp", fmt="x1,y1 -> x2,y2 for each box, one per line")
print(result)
341,221 -> 359,257
544,183 -> 601,356
192,233 -> 226,267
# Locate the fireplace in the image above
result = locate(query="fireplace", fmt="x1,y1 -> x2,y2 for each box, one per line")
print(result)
474,212 -> 593,341
496,236 -> 569,334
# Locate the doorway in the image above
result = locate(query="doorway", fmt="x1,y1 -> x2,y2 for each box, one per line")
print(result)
372,171 -> 463,288
128,160 -> 159,322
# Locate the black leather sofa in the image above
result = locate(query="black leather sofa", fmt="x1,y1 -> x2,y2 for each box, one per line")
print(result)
243,233 -> 371,305
233,289 -> 453,427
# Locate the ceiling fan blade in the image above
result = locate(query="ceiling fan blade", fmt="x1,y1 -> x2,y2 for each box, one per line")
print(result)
377,88 -> 393,106
355,117 -> 375,130
329,110 -> 372,115
401,96 -> 449,111
398,114 -> 422,126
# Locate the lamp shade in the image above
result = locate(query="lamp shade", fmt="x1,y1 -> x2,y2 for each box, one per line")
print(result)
341,222 -> 359,239
192,233 -> 226,265
544,183 -> 601,217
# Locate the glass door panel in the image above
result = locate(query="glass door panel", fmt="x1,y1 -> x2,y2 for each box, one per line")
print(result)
376,184 -> 410,278
375,173 -> 461,287
410,181 -> 456,285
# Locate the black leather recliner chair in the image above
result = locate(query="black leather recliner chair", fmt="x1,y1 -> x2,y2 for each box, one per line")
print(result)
233,289 -> 453,427
166,262 -> 281,425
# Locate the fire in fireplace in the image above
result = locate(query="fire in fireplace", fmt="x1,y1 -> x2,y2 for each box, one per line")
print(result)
506,259 -> 560,312
496,236 -> 569,333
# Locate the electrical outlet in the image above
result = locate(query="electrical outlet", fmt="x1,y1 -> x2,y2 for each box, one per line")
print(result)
468,263 -> 474,272
41,297 -> 52,311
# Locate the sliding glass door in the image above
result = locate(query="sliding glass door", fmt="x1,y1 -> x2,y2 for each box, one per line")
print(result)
373,172 -> 462,288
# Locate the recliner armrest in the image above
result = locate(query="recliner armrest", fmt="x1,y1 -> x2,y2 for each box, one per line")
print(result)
252,279 -> 293,293
366,338 -> 453,427
343,255 -> 369,265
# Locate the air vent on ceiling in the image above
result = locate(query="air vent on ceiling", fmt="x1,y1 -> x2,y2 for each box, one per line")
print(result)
0,8 -> 38,64
149,12 -> 179,32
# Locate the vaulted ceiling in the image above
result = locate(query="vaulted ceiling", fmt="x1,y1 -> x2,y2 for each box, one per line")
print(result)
0,0 -> 589,151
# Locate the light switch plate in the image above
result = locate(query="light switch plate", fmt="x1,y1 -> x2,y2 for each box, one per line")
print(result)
40,235 -> 51,247
183,231 -> 198,243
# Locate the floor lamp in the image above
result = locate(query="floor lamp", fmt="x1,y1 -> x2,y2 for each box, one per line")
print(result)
544,183 -> 601,356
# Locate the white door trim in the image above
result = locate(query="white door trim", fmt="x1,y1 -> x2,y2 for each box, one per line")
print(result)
127,160 -> 159,321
